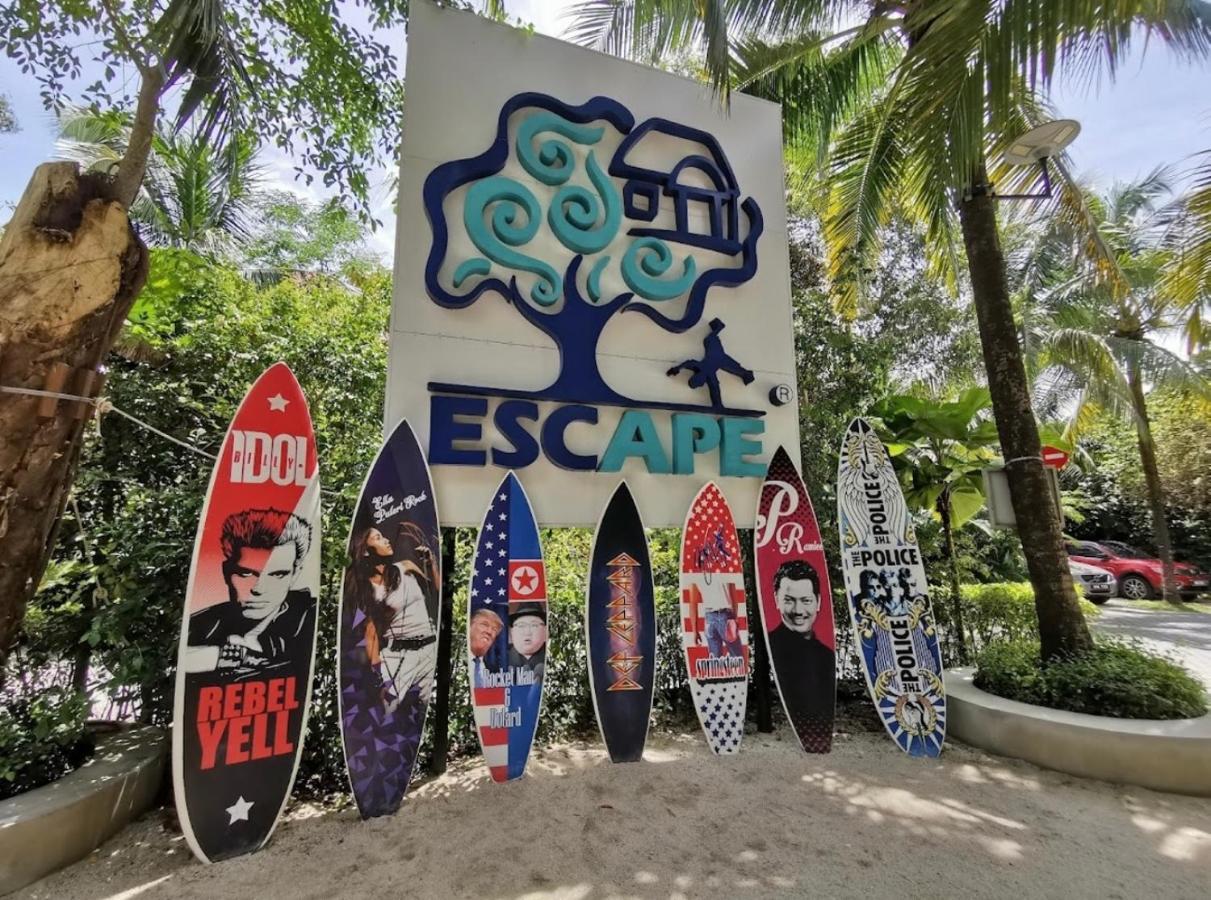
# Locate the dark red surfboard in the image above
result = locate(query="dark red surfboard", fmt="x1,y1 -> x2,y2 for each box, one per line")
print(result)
754,446 -> 836,752
172,362 -> 321,863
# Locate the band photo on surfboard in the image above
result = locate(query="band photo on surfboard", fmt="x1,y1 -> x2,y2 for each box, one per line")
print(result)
837,418 -> 947,757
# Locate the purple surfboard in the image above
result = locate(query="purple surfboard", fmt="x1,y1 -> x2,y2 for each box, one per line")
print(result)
338,419 -> 441,818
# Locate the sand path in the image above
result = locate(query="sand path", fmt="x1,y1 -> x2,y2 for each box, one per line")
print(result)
16,729 -> 1211,900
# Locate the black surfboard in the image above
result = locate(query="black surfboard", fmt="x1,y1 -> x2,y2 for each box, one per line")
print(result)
586,482 -> 656,763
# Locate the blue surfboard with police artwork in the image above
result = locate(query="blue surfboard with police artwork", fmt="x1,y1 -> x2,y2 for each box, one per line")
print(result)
467,471 -> 547,781
837,418 -> 945,757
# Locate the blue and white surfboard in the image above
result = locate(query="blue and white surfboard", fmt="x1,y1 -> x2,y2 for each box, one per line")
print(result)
467,472 -> 547,781
837,418 -> 946,757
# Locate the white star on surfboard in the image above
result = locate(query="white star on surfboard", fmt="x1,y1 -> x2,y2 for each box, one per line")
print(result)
226,796 -> 254,824
268,393 -> 289,411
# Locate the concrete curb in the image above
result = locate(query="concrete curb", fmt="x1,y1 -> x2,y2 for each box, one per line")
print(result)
0,724 -> 167,895
948,667 -> 1211,797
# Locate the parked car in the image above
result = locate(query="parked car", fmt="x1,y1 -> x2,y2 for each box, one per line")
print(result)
1068,559 -> 1116,604
1065,540 -> 1210,601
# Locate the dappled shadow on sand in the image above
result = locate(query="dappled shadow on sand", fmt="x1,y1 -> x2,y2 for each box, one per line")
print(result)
16,730 -> 1211,900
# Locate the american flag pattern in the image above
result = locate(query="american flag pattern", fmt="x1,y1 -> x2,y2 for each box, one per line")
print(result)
467,472 -> 545,782
680,483 -> 749,755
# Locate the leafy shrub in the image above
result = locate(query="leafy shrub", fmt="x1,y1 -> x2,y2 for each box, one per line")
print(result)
958,583 -> 1099,652
974,638 -> 1208,720
0,685 -> 94,800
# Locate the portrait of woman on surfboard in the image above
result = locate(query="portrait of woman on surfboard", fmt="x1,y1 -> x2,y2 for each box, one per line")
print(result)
344,522 -> 439,716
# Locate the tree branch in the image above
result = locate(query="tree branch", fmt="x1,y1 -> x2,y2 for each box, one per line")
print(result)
112,65 -> 165,209
98,0 -> 150,73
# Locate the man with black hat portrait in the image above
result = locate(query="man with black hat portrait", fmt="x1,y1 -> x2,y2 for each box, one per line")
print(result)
508,601 -> 548,682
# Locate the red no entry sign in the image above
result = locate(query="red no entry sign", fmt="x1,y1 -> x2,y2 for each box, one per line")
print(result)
1041,446 -> 1070,469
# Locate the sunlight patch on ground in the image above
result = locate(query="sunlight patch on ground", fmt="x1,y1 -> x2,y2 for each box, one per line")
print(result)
1158,826 -> 1211,862
511,886 -> 592,900
100,875 -> 173,900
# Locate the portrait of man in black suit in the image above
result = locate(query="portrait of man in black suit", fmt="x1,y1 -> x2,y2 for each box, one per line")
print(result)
767,559 -> 835,742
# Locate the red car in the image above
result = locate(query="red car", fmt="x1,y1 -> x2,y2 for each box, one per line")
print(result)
1065,540 -> 1209,601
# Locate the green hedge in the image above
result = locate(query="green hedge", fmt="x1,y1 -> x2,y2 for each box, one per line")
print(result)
0,685 -> 94,800
957,582 -> 1100,652
974,638 -> 1208,720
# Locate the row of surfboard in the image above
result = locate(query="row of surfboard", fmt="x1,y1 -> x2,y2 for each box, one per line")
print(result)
171,363 -> 946,865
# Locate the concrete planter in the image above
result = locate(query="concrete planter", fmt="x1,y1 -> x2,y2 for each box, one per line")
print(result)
0,724 -> 167,895
948,667 -> 1211,797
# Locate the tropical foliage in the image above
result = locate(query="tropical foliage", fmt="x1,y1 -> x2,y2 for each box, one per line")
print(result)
872,388 -> 999,659
56,106 -> 264,257
566,0 -> 1211,660
1014,171 -> 1211,599
3,0 -> 1210,803
1066,392 -> 1211,572
0,684 -> 93,800
975,637 -> 1207,720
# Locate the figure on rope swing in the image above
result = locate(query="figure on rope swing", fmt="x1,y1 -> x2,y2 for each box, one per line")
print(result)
344,522 -> 440,715
183,508 -> 317,679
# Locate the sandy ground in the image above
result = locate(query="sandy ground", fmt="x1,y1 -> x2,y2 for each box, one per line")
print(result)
16,725 -> 1211,900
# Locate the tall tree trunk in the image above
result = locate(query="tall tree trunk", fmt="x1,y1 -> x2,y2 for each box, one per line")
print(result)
937,491 -> 969,664
0,163 -> 149,663
1127,356 -> 1179,602
957,164 -> 1092,661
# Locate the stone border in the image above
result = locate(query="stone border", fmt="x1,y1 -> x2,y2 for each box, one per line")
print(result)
0,724 -> 167,895
948,667 -> 1211,797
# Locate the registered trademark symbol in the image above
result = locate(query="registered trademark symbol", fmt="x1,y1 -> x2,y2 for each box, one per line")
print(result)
769,384 -> 792,406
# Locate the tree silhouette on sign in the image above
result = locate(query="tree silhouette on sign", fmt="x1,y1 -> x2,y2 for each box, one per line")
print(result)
423,93 -> 763,412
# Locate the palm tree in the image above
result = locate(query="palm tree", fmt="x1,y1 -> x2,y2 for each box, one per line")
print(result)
1017,171 -> 1211,601
569,0 -> 1211,660
55,106 -> 262,258
1164,147 -> 1211,349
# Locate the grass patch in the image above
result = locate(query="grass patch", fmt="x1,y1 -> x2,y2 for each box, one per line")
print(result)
1114,599 -> 1211,614
974,638 -> 1209,720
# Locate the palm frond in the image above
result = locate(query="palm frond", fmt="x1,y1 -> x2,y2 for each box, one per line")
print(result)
55,105 -> 264,258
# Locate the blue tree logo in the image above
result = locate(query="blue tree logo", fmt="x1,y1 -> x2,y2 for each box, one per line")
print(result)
423,92 -> 763,414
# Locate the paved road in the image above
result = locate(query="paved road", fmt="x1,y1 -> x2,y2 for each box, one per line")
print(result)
1093,600 -> 1211,688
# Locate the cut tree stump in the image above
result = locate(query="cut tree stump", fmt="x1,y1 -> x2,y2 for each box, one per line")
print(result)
0,162 -> 148,661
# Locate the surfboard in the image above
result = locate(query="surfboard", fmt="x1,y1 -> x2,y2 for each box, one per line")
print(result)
679,482 -> 749,755
586,482 -> 655,763
172,362 -> 321,864
467,471 -> 546,782
338,418 -> 440,818
837,418 -> 946,757
754,446 -> 836,753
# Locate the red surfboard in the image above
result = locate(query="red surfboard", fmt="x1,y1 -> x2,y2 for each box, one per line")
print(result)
754,446 -> 836,752
679,483 -> 749,755
172,362 -> 321,863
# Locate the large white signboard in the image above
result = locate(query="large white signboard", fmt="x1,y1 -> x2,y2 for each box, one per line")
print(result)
388,1 -> 799,527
